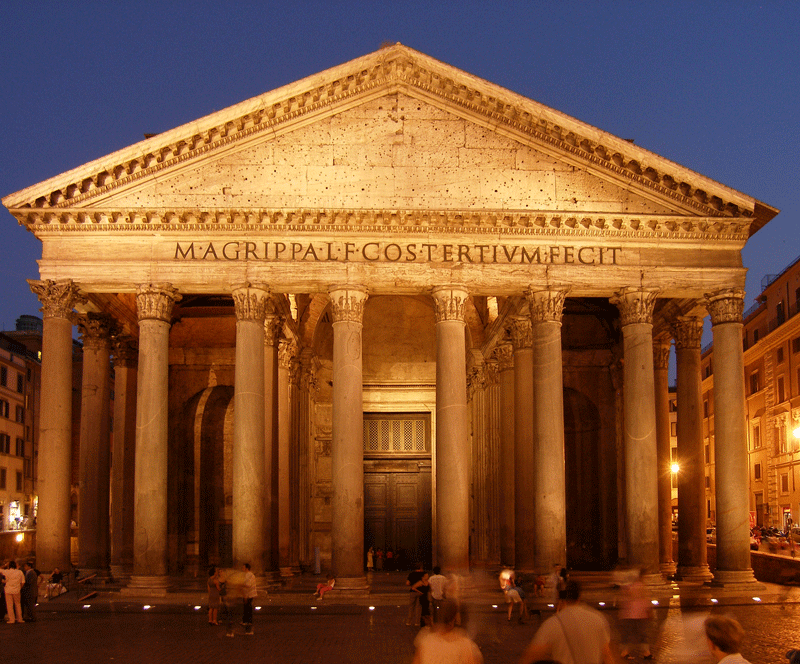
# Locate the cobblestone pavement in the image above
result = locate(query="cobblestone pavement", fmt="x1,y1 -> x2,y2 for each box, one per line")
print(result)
3,599 -> 800,664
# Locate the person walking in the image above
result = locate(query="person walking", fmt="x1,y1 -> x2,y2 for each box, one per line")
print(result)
207,566 -> 222,625
241,563 -> 257,635
428,566 -> 446,622
3,560 -> 25,624
521,580 -> 616,664
412,572 -> 431,627
21,560 -> 37,622
618,568 -> 652,659
406,562 -> 426,626
367,546 -> 374,572
412,599 -> 483,664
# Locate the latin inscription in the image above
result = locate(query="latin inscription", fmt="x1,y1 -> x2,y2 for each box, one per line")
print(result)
174,241 -> 621,265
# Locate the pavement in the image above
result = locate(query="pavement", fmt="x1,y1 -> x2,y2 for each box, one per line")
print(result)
3,570 -> 800,663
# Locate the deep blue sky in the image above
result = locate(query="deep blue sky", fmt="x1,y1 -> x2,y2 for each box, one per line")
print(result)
2,1 -> 798,336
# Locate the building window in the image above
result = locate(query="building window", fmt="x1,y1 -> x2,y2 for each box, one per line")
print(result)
778,376 -> 786,403
778,300 -> 786,325
705,475 -> 710,488
707,499 -> 712,519
781,472 -> 790,494
778,347 -> 785,364
778,426 -> 788,454
752,424 -> 761,449
670,422 -> 677,437
15,471 -> 22,492
754,463 -> 762,480
0,467 -> 6,490
753,329 -> 760,344
14,406 -> 24,424
0,366 -> 6,386
16,374 -> 23,393
15,438 -> 23,457
705,444 -> 710,464
0,400 -> 8,418
705,364 -> 712,378
23,458 -> 32,479
0,433 -> 9,454
793,336 -> 800,354
703,400 -> 709,418
749,372 -> 760,395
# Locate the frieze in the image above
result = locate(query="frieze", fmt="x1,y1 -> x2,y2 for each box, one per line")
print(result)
704,288 -> 744,326
14,48 -> 749,221
17,208 -> 753,240
28,279 -> 87,319
612,287 -> 658,326
135,284 -> 181,323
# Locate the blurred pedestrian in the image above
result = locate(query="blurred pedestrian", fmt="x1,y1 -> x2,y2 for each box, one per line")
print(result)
500,569 -> 528,623
207,566 -> 222,625
618,567 -> 652,659
21,560 -> 37,622
241,563 -> 257,635
413,599 -> 482,664
3,560 -> 25,624
406,562 -> 425,626
428,566 -> 446,622
705,615 -> 752,663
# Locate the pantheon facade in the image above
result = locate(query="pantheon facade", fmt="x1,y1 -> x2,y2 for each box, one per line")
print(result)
3,45 -> 778,592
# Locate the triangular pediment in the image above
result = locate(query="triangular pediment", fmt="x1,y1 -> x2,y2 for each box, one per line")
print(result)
3,44 -> 776,233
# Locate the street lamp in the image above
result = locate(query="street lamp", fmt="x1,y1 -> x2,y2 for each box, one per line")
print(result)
671,463 -> 680,474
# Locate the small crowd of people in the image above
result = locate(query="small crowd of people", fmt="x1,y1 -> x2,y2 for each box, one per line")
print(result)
1,559 -> 39,623
206,562 -> 258,636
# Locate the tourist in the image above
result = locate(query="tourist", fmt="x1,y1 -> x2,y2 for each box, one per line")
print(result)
406,562 -> 426,626
520,580 -> 616,664
241,563 -> 257,635
207,566 -> 222,625
427,566 -> 447,622
500,569 -> 528,623
21,560 -> 38,622
367,546 -> 374,571
3,560 -> 25,624
314,573 -> 336,600
411,572 -> 431,627
412,599 -> 482,664
618,567 -> 652,659
705,615 -> 752,663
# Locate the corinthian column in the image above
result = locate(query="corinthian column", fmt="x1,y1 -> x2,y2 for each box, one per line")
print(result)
705,289 -> 759,588
612,287 -> 662,582
278,337 -> 296,574
432,286 -> 470,572
231,284 -> 269,574
673,316 -> 712,582
28,279 -> 86,572
510,314 -> 534,572
128,284 -> 180,591
76,313 -> 118,574
529,288 -> 568,573
653,338 -> 676,575
264,310 -> 282,574
494,343 -> 515,567
329,285 -> 369,591
110,335 -> 138,578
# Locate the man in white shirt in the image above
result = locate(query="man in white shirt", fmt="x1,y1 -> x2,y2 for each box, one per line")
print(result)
427,566 -> 447,622
3,560 -> 25,624
241,563 -> 257,635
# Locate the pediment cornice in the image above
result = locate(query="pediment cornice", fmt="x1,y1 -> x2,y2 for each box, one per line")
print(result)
17,207 -> 752,240
3,44 -> 776,232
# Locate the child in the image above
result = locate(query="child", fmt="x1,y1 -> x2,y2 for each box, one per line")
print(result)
314,573 -> 336,600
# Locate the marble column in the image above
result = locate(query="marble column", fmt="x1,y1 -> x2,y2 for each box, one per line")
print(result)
329,285 -> 369,589
705,289 -> 759,588
510,314 -> 534,572
110,335 -> 138,578
231,284 -> 269,574
494,343 -> 515,567
653,338 -> 676,575
432,286 -> 470,573
278,337 -> 296,574
529,288 -> 568,573
263,312 -> 281,574
673,316 -> 712,582
76,313 -> 117,574
612,287 -> 662,581
128,284 -> 180,590
28,279 -> 86,572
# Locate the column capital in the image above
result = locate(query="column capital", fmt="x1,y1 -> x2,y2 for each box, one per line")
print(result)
493,342 -> 515,370
509,315 -> 533,350
527,288 -> 568,324
136,284 -> 181,322
264,313 -> 283,346
28,279 -> 87,319
653,339 -> 671,370
431,286 -> 468,323
467,362 -> 486,400
704,288 -> 744,326
612,287 -> 658,326
112,334 -> 139,368
278,339 -> 298,369
76,312 -> 119,351
328,285 -> 368,323
232,283 -> 270,322
672,316 -> 704,350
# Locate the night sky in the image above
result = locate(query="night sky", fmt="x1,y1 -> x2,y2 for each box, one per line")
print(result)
2,1 -> 798,345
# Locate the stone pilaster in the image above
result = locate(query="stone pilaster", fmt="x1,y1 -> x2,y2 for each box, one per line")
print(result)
673,316 -> 712,582
263,311 -> 282,573
653,338 -> 675,575
110,335 -> 138,578
432,286 -> 470,573
231,284 -> 269,574
28,279 -> 86,572
76,312 -> 118,574
509,314 -> 535,572
127,284 -> 180,593
705,289 -> 760,588
277,336 -> 297,574
612,287 -> 662,583
329,286 -> 370,591
494,342 -> 515,567
528,288 -> 568,573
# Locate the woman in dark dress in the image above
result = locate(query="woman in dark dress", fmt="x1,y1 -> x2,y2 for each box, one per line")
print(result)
411,572 -> 431,627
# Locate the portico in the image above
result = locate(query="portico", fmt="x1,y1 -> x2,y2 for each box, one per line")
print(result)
3,45 -> 777,589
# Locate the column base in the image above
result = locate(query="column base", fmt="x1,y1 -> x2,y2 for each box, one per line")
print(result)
708,569 -> 765,590
279,566 -> 301,578
110,564 -> 133,581
326,576 -> 370,598
641,571 -> 671,593
675,565 -> 714,583
660,561 -> 677,577
120,575 -> 172,596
